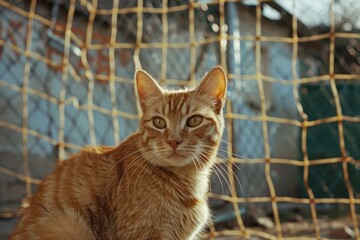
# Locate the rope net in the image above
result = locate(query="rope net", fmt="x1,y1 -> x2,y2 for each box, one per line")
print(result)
0,0 -> 360,239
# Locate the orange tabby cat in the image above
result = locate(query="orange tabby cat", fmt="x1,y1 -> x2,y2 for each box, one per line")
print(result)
11,66 -> 227,240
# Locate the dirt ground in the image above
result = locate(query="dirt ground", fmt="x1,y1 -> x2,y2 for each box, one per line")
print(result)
208,216 -> 358,239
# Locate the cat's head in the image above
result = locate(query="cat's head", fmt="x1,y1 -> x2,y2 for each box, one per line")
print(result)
135,67 -> 227,169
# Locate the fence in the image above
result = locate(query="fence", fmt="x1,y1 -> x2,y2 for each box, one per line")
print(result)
0,0 -> 360,239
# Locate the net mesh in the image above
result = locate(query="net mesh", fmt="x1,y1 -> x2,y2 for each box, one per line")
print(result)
0,0 -> 360,239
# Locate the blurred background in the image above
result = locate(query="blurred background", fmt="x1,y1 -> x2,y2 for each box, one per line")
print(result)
0,0 -> 359,239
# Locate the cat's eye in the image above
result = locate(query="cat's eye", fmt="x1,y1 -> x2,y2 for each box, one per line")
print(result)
187,115 -> 203,128
153,117 -> 166,129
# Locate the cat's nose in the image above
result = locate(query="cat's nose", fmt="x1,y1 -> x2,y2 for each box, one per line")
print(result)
167,139 -> 183,150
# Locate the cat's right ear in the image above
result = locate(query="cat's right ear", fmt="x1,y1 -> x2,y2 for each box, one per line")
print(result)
135,70 -> 162,111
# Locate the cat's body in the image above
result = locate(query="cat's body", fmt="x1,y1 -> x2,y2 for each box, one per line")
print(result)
11,67 -> 227,240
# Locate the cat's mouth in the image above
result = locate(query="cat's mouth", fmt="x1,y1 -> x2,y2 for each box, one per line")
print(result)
166,150 -> 187,158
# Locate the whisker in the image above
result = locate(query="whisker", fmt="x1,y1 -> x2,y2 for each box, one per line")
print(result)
109,147 -> 154,173
183,145 -> 243,173
200,144 -> 250,161
192,155 -> 199,176
207,154 -> 242,181
198,152 -> 233,196
214,161 -> 244,196
117,153 -> 153,193
195,145 -> 244,172
133,154 -> 157,199
187,147 -> 243,195
117,148 -> 169,190
210,163 -> 225,195
125,150 -> 167,187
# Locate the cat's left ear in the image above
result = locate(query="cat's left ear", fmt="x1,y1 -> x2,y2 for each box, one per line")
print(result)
197,66 -> 227,113
135,70 -> 163,111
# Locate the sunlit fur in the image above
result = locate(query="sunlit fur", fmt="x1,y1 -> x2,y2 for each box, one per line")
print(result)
11,67 -> 227,240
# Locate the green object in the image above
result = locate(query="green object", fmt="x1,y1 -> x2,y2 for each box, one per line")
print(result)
299,83 -> 360,199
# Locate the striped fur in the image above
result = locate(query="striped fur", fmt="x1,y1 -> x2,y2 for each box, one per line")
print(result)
11,66 -> 227,240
